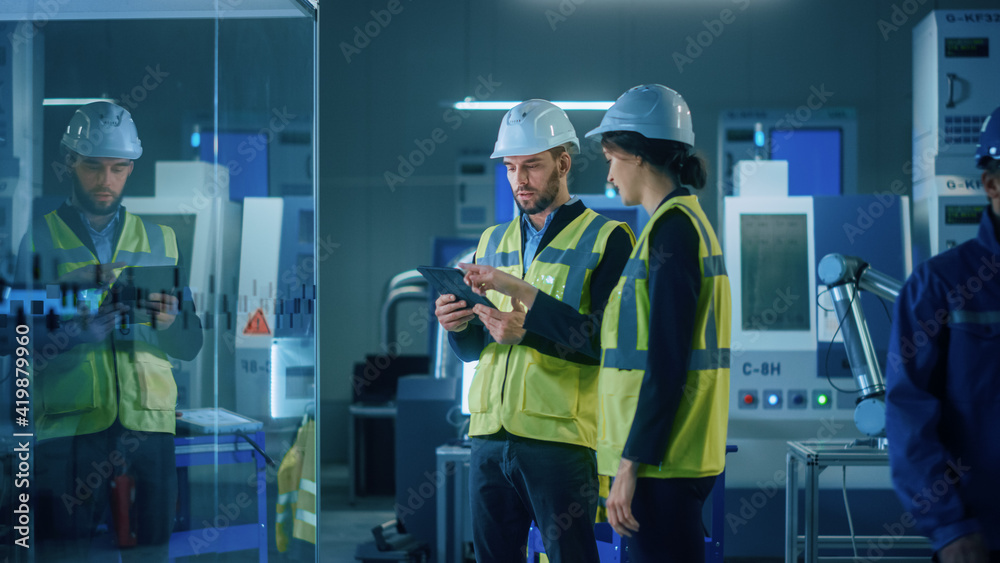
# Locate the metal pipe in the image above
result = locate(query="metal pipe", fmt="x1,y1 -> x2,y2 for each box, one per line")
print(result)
828,282 -> 885,399
857,267 -> 902,303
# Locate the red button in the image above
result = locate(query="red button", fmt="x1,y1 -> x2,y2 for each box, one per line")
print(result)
743,394 -> 755,405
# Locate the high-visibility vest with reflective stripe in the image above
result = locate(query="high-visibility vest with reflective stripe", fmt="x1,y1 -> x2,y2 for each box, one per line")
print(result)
468,208 -> 631,448
597,195 -> 731,478
33,209 -> 181,440
276,418 -> 317,551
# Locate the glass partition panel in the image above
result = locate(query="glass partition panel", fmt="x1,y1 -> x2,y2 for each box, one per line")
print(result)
0,3 -> 318,561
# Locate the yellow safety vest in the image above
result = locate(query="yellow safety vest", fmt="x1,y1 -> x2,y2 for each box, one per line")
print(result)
468,207 -> 632,448
276,417 -> 317,551
597,195 -> 731,478
32,208 -> 181,440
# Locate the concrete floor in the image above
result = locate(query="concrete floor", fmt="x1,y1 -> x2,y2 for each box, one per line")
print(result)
318,464 -> 396,563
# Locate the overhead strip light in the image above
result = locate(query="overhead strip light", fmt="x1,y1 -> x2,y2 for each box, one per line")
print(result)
43,98 -> 116,106
453,100 -> 613,111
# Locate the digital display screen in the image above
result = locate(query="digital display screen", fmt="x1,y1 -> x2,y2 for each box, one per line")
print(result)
740,214 -> 810,331
769,128 -> 842,196
945,204 -> 986,225
945,37 -> 989,58
727,129 -> 755,142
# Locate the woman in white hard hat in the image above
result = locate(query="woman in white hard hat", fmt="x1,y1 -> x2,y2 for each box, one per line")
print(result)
584,84 -> 732,562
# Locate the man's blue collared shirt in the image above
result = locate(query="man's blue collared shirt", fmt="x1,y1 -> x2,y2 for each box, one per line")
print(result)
522,196 -> 577,270
81,209 -> 119,264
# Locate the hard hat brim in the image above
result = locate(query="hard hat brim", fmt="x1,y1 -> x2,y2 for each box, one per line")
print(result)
584,122 -> 694,147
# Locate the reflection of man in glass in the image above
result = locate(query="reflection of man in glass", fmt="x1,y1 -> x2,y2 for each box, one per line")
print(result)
13,101 -> 203,561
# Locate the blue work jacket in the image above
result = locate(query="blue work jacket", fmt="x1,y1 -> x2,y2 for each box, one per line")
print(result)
885,208 -> 1000,552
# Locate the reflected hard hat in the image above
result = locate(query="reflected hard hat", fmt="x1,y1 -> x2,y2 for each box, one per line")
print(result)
491,99 -> 580,158
61,101 -> 143,160
585,84 -> 694,147
975,106 -> 1000,169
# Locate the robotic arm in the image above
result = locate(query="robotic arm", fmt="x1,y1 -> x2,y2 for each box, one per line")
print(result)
817,254 -> 903,439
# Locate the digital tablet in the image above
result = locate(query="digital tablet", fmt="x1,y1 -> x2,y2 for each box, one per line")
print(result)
417,266 -> 497,311
109,265 -> 181,304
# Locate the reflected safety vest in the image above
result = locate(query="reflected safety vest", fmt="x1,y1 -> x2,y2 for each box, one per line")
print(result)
597,195 -> 731,478
32,208 -> 180,440
468,207 -> 631,448
276,417 -> 317,551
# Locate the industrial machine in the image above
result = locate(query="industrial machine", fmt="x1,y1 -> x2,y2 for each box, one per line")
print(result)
911,10 -> 1000,264
716,106 -> 859,234
235,196 -> 318,421
722,179 -> 911,557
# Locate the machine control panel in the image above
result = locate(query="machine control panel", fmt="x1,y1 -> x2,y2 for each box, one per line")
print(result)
729,351 -> 851,419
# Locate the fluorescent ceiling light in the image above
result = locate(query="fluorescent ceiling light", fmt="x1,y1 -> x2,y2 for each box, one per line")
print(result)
43,97 -> 116,106
453,100 -> 613,111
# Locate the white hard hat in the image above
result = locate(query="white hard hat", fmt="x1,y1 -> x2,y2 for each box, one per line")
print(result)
491,99 -> 580,158
585,84 -> 694,147
61,101 -> 143,160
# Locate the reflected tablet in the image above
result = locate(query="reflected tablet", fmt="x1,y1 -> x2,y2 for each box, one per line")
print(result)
417,266 -> 497,311
111,266 -> 181,302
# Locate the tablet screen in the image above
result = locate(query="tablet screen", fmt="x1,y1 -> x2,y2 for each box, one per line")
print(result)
417,266 -> 497,311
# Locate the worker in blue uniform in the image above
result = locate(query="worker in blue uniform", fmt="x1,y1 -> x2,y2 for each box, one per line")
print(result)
885,105 -> 1000,563
435,99 -> 633,562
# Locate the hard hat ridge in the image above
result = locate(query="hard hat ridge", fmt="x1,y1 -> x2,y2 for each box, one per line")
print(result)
61,101 -> 143,160
491,99 -> 580,158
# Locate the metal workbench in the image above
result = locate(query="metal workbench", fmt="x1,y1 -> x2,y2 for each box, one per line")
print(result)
785,440 -> 931,563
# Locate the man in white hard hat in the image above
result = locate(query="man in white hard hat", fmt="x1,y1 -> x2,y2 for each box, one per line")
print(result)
11,101 -> 202,561
435,100 -> 634,562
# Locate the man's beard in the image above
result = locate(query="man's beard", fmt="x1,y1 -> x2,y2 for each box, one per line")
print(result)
515,166 -> 560,216
72,178 -> 122,217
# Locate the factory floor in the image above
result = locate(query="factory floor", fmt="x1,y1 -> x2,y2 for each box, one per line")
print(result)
314,464 -> 782,563
319,463 -> 396,563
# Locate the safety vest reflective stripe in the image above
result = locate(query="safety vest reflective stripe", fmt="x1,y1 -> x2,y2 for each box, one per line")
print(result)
479,222 -> 520,268
34,215 -> 95,277
703,254 -> 728,278
115,221 -> 177,266
276,418 -> 317,550
277,491 -> 299,506
33,209 -> 180,440
468,208 -> 631,446
603,343 -> 730,372
298,478 -> 316,495
689,349 -> 731,371
604,199 -> 730,369
950,310 -> 1000,324
602,254 -> 648,371
295,508 -> 317,526
534,216 -> 609,310
597,195 -> 731,479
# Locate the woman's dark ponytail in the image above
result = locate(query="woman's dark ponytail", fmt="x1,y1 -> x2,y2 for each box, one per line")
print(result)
677,152 -> 707,190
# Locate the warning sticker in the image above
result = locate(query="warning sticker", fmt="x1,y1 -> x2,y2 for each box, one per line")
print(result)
244,308 -> 272,335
